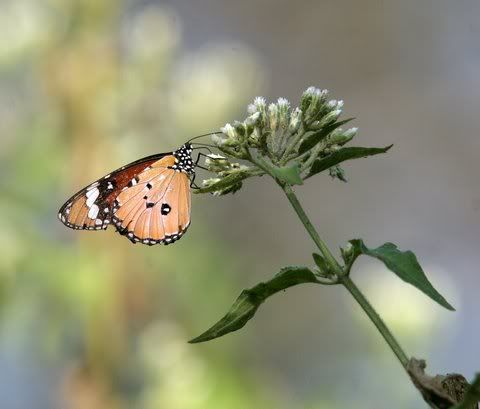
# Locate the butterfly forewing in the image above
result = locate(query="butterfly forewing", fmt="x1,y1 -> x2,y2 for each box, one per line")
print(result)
58,144 -> 195,246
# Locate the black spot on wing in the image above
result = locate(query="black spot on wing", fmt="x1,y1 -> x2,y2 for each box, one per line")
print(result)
161,203 -> 171,215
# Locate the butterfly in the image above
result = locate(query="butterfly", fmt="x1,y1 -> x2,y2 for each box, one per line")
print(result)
58,138 -> 211,246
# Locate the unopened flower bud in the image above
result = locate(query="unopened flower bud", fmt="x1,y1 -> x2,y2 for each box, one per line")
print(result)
216,123 -> 242,147
289,107 -> 302,133
233,120 -> 246,136
205,154 -> 230,172
340,127 -> 357,142
318,109 -> 342,128
202,177 -> 221,187
246,111 -> 261,127
206,153 -> 226,160
277,97 -> 290,108
326,100 -> 338,109
303,88 -> 329,122
268,103 -> 279,132
253,96 -> 266,109
341,242 -> 355,263
326,100 -> 344,113
277,98 -> 290,129
328,127 -> 357,146
300,86 -> 318,113
221,123 -> 236,139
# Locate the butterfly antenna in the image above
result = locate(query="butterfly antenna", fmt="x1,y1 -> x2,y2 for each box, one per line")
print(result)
191,142 -> 216,149
192,146 -> 213,154
187,131 -> 220,144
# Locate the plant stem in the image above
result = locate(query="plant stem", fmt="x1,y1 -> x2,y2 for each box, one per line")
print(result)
340,275 -> 409,367
282,184 -> 343,276
282,183 -> 410,370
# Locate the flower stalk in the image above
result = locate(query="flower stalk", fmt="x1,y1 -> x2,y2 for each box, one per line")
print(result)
282,183 -> 409,369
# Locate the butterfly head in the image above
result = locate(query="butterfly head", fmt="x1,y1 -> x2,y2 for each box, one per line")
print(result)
172,143 -> 195,175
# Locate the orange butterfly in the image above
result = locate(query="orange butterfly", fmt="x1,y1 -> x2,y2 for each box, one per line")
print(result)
58,142 -> 200,246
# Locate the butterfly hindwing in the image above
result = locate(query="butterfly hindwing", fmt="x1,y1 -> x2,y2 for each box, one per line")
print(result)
58,144 -> 195,246
112,155 -> 192,245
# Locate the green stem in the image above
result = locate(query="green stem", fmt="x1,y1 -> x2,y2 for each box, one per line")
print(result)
282,183 -> 410,370
340,275 -> 409,367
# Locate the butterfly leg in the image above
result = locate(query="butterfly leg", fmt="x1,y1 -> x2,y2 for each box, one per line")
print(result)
190,152 -> 226,189
190,173 -> 200,189
191,152 -> 212,172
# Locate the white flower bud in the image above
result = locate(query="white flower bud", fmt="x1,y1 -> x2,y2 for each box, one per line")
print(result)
254,96 -> 266,108
326,99 -> 344,110
341,242 -> 355,263
304,86 -> 318,96
221,123 -> 236,139
318,109 -> 342,127
327,127 -> 357,146
303,88 -> 328,122
342,127 -> 357,139
207,153 -> 226,160
212,134 -> 226,146
289,107 -> 302,133
277,98 -> 290,129
247,103 -> 257,114
277,97 -> 290,109
246,111 -> 261,126
326,100 -> 338,109
301,87 -> 319,113
202,177 -> 221,187
268,103 -> 278,131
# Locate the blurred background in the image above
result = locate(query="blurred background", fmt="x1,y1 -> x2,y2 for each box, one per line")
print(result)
0,0 -> 479,408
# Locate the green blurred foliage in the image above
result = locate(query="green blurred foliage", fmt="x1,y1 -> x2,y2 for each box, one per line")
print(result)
0,1 -> 283,408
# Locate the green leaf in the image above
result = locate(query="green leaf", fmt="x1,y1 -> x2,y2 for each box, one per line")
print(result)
349,239 -> 455,311
271,162 -> 303,185
453,373 -> 480,409
189,266 -> 319,343
298,118 -> 354,154
194,170 -> 253,194
306,145 -> 393,179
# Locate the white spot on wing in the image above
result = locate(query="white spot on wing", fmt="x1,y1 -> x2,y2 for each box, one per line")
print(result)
88,204 -> 99,219
86,188 -> 100,207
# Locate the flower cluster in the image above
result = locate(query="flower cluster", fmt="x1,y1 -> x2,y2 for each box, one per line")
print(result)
197,86 -> 389,195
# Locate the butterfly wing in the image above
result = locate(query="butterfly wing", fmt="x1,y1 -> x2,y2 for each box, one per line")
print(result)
112,157 -> 192,245
58,152 -> 192,245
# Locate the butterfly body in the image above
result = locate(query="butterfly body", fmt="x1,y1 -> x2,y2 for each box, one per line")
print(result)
58,143 -> 195,246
